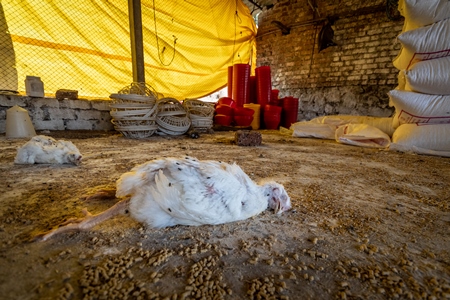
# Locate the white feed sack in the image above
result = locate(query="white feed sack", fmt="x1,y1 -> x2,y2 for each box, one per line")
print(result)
393,18 -> 450,71
391,124 -> 450,157
335,124 -> 391,149
389,90 -> 450,128
312,115 -> 395,136
291,115 -> 395,140
397,56 -> 450,95
291,122 -> 336,140
399,0 -> 450,31
318,115 -> 395,136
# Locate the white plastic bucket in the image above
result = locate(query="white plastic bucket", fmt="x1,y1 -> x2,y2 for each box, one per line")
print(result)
5,105 -> 36,138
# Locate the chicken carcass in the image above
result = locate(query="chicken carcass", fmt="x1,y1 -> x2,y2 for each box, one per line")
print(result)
36,156 -> 291,241
15,135 -> 82,165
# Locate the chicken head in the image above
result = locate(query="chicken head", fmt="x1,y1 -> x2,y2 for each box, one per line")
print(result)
262,181 -> 291,214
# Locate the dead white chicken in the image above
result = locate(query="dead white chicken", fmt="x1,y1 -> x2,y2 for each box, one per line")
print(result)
36,156 -> 291,241
15,135 -> 82,165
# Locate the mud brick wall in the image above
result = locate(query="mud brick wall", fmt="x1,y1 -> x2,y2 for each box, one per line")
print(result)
256,0 -> 404,120
0,94 -> 113,133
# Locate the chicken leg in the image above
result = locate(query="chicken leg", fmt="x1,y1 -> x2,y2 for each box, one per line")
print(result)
34,198 -> 131,242
80,187 -> 117,201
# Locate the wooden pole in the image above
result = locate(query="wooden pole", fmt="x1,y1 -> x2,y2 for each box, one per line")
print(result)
128,0 -> 145,85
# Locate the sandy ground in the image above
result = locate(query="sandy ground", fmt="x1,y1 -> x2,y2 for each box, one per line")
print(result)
0,130 -> 449,300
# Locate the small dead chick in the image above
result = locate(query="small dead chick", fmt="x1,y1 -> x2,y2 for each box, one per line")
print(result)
15,135 -> 82,165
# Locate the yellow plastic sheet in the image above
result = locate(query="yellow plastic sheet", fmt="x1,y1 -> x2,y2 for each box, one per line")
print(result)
1,0 -> 256,99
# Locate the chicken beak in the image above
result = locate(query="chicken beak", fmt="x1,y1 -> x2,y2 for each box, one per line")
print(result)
274,201 -> 282,214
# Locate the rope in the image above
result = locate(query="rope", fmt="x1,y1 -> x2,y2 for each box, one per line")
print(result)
152,0 -> 177,66
232,0 -> 243,65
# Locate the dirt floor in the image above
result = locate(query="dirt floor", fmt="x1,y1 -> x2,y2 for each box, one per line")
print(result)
0,129 -> 449,300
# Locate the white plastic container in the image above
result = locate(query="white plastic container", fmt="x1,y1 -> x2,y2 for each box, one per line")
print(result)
5,105 -> 36,138
24,76 -> 44,97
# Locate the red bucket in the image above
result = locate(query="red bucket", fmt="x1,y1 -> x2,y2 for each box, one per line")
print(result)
215,104 -> 234,116
217,97 -> 236,108
214,114 -> 232,126
232,64 -> 251,107
255,66 -> 271,107
227,66 -> 233,98
264,113 -> 281,130
234,107 -> 255,117
234,115 -> 253,127
270,89 -> 280,105
264,104 -> 282,115
281,97 -> 299,128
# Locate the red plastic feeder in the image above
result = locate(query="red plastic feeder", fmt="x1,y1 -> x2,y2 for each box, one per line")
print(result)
234,115 -> 253,127
264,104 -> 282,115
227,66 -> 234,98
217,97 -> 236,108
262,104 -> 282,130
264,114 -> 281,129
214,114 -> 232,126
234,107 -> 255,117
281,97 -> 299,129
215,104 -> 234,116
232,64 -> 251,107
270,89 -> 280,105
255,66 -> 272,107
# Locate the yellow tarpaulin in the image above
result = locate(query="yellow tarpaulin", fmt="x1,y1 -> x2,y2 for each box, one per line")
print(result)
1,0 -> 256,99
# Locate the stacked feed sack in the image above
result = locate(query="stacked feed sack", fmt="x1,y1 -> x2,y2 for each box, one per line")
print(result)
390,0 -> 450,156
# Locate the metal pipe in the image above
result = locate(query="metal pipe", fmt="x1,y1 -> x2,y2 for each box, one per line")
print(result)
128,0 -> 145,84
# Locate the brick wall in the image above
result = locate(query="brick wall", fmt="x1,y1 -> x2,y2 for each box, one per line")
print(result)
0,95 -> 113,133
256,0 -> 404,120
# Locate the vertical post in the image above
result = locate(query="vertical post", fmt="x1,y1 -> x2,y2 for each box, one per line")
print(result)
128,0 -> 145,84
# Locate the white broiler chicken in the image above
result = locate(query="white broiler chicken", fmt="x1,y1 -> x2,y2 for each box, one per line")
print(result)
15,135 -> 82,165
36,156 -> 291,241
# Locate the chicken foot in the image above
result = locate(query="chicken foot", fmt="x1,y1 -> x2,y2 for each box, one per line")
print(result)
34,198 -> 131,242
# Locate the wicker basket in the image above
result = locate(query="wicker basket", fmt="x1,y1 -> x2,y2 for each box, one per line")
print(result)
110,93 -> 157,106
114,124 -> 158,139
155,98 -> 191,135
111,117 -> 157,127
157,98 -> 187,116
110,103 -> 157,119
183,99 -> 214,132
190,115 -> 213,129
109,82 -> 160,139
116,82 -> 158,97
183,99 -> 215,117
156,126 -> 186,136
156,115 -> 191,133
110,82 -> 158,106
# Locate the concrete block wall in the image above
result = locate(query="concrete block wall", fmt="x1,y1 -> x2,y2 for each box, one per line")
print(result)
0,94 -> 113,133
256,0 -> 403,120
